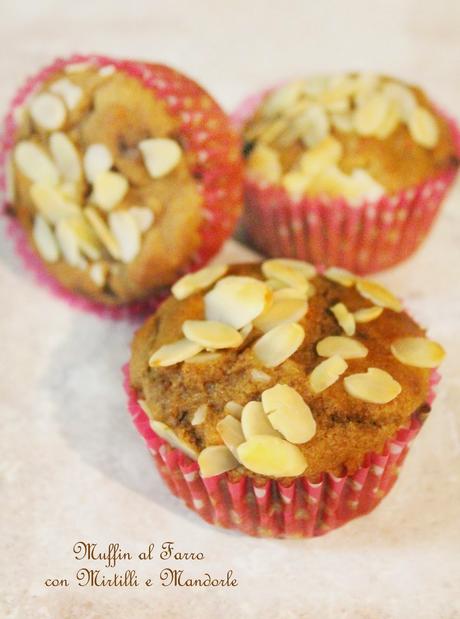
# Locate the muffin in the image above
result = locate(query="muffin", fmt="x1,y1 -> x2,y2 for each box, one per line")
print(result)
126,259 -> 444,537
235,73 -> 459,273
1,54 -> 242,316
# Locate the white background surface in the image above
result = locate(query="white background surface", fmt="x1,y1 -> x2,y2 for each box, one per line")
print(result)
1,1 -> 460,618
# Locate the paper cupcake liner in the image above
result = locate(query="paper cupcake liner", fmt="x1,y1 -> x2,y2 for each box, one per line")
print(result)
232,89 -> 460,274
0,53 -> 242,319
123,364 -> 440,538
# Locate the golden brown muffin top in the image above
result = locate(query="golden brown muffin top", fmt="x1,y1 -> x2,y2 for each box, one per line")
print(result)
130,261 -> 445,482
9,62 -> 202,305
243,73 -> 458,201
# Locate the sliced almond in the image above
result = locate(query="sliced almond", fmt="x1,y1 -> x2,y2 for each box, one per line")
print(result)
317,335 -> 368,359
282,171 -> 310,198
204,276 -> 270,330
267,258 -> 316,280
49,132 -> 81,182
382,82 -> 417,121
300,104 -> 330,148
354,93 -> 390,136
348,169 -> 385,202
108,210 -> 140,263
172,264 -> 228,300
324,267 -> 356,287
89,262 -> 108,288
253,322 -> 304,368
93,171 -> 128,211
150,420 -> 197,460
237,436 -> 307,478
182,320 -> 243,349
375,99 -> 400,139
250,369 -> 271,383
99,65 -> 116,77
262,259 -> 310,291
331,112 -> 354,133
14,141 -> 59,185
32,215 -> 60,262
128,207 -> 154,233
216,415 -> 245,456
50,78 -> 83,110
261,384 -> 316,444
30,183 -> 81,224
354,306 -> 383,323
29,93 -> 66,130
240,322 -> 253,340
391,337 -> 445,368
247,144 -> 282,183
55,219 -> 85,267
310,355 -> 348,394
356,279 -> 402,312
198,445 -> 238,478
298,135 -> 343,177
408,106 -> 439,148
84,207 -> 120,259
241,401 -> 282,440
139,138 -> 182,179
330,302 -> 356,336
83,143 -> 113,183
66,216 -> 102,260
261,80 -> 305,117
59,181 -> 79,201
191,404 -> 209,426
344,368 -> 401,404
149,339 -> 203,367
224,401 -> 243,419
273,287 -> 308,301
254,297 -> 308,333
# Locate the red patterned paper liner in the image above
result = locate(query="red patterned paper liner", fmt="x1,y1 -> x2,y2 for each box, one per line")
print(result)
123,364 -> 440,538
0,53 -> 242,319
232,88 -> 460,274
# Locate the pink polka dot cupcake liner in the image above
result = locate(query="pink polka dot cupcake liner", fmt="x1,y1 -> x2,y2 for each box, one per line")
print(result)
0,54 -> 243,319
232,89 -> 460,275
123,364 -> 440,538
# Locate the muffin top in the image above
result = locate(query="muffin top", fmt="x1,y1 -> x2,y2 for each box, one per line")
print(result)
8,60 -> 227,305
243,73 -> 458,203
130,260 -> 444,482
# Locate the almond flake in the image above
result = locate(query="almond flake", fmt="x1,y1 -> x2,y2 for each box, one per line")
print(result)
204,276 -> 270,330
150,420 -> 197,460
298,135 -> 343,177
239,322 -> 253,340
128,207 -> 154,233
184,352 -> 222,365
254,297 -> 308,333
149,339 -> 203,367
182,320 -> 243,349
300,104 -> 330,148
49,132 -> 82,182
273,288 -> 308,301
223,401 -> 243,419
14,141 -> 59,185
55,219 -> 85,267
344,368 -> 401,404
93,171 -> 128,211
191,404 -> 209,426
310,355 -> 348,394
382,82 -> 417,121
237,436 -> 307,478
83,144 -> 113,183
253,322 -> 304,368
330,302 -> 356,336
317,335 -> 368,359
250,369 -> 271,383
261,81 -> 305,118
247,144 -> 282,182
29,93 -> 66,130
262,259 -> 310,291
50,78 -> 83,110
408,106 -> 439,148
84,207 -> 120,259
108,210 -> 141,263
99,65 -> 116,77
324,267 -> 356,287
354,306 -> 383,323
66,216 -> 102,260
217,415 -> 245,456
261,384 -> 316,444
391,337 -> 445,368
241,401 -> 282,440
32,215 -> 60,262
139,138 -> 182,179
356,279 -> 402,312
198,445 -> 238,477
172,264 -> 228,300
354,93 -> 390,136
30,183 -> 81,224
89,262 -> 108,288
